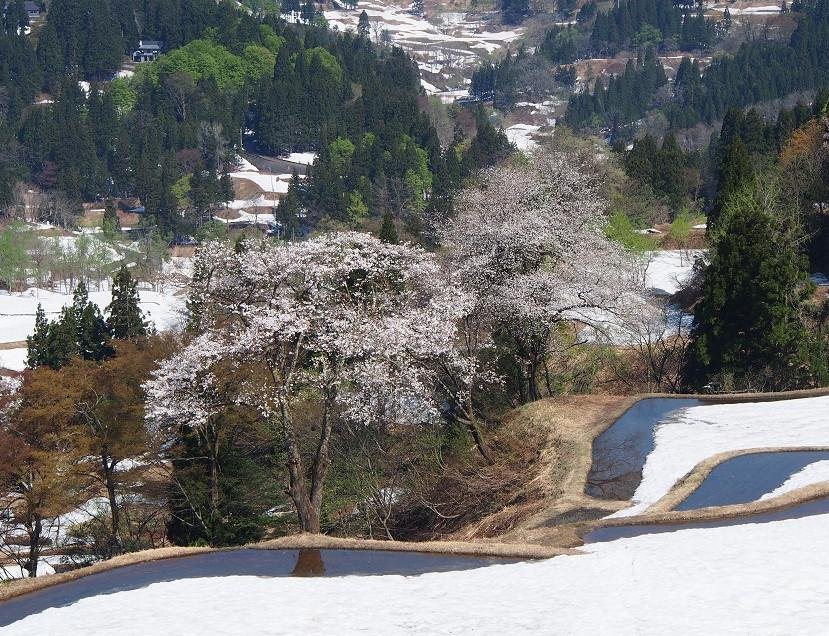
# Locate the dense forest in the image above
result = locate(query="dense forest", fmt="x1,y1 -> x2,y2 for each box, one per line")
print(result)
0,0 -> 510,239
542,0 -> 715,63
560,0 -> 829,134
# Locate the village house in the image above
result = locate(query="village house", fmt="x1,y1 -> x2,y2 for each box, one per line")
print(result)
132,40 -> 163,63
2,1 -> 41,20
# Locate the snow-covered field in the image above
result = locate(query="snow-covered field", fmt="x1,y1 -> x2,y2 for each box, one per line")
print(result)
8,510 -> 829,634
613,396 -> 829,518
324,1 -> 522,89
4,389 -> 829,631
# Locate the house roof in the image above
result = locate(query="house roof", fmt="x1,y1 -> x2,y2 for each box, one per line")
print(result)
137,40 -> 163,49
24,1 -> 39,12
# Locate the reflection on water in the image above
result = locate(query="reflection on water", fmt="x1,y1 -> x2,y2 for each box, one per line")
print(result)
0,549 -> 519,628
675,450 -> 829,511
587,399 -> 702,500
291,549 -> 325,576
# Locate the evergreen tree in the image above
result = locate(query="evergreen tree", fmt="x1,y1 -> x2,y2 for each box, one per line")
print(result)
107,265 -> 148,340
682,179 -> 818,391
357,10 -> 370,38
711,137 -> 751,230
45,306 -> 79,370
26,304 -> 50,369
654,133 -> 686,209
73,282 -> 114,361
379,211 -> 398,244
102,199 -> 121,239
300,0 -> 316,23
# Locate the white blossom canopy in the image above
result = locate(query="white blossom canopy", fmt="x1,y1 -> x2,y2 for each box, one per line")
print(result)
146,232 -> 468,432
441,148 -> 644,340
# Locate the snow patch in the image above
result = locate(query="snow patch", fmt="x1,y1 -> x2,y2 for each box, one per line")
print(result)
644,250 -> 702,296
759,460 -> 829,500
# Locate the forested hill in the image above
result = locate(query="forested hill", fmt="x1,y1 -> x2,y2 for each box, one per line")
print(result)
564,0 -> 829,133
0,0 -> 511,235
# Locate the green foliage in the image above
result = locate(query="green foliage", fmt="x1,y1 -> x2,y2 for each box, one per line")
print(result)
71,281 -> 115,361
303,47 -> 342,86
243,44 -> 276,83
107,265 -> 148,340
102,200 -> 121,239
258,24 -> 285,54
166,423 -> 279,547
108,78 -> 137,117
26,285 -> 114,370
153,39 -> 248,91
682,179 -> 820,391
329,137 -> 356,176
565,49 -> 667,135
711,136 -> 752,231
0,220 -> 32,291
379,211 -> 399,244
668,209 -> 694,249
605,211 -> 657,252
346,190 -> 368,226
171,175 -> 192,210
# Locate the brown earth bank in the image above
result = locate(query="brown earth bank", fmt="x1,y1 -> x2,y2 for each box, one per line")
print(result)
454,387 -> 829,546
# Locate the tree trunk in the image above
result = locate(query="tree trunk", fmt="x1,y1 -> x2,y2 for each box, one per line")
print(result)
25,516 -> 42,578
208,434 -> 221,527
463,395 -> 494,464
309,401 -> 333,518
102,454 -> 122,556
279,398 -> 319,533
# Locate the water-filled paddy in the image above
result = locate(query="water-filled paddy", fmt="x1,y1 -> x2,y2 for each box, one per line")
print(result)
587,398 -> 703,499
675,450 -> 829,511
0,548 -> 517,627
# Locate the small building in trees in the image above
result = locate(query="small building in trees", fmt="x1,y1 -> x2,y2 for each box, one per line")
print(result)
132,40 -> 163,63
24,1 -> 40,18
2,1 -> 40,20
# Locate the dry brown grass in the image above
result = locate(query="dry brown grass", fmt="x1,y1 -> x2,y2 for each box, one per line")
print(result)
252,535 -> 565,559
231,177 -> 262,199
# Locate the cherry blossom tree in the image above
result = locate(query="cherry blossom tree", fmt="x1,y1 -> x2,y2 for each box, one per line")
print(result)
146,232 -> 465,533
439,148 -> 643,413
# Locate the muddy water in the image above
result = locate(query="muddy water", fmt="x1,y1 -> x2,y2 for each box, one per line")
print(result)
587,399 -> 703,499
582,496 -> 829,544
675,450 -> 829,511
0,549 -> 517,627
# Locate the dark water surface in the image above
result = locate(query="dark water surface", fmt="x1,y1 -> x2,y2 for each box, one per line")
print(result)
583,495 -> 829,543
675,450 -> 829,511
0,549 -> 517,627
587,398 -> 703,499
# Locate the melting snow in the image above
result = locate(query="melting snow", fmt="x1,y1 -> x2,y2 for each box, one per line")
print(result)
612,395 -> 829,517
